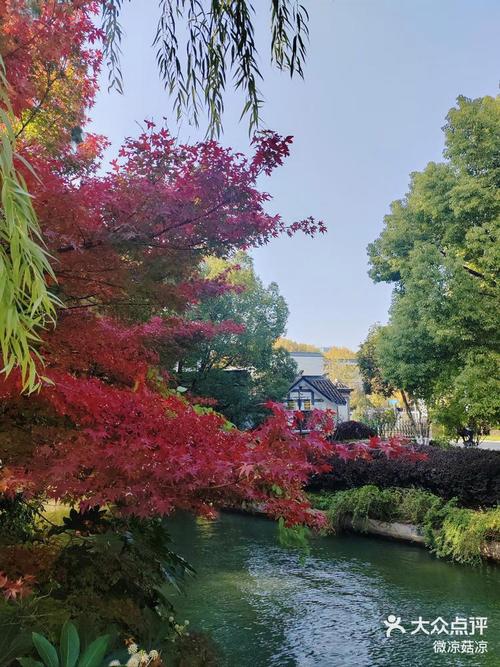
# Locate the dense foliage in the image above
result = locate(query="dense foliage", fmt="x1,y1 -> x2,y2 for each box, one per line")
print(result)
312,485 -> 443,529
366,95 -> 500,441
177,252 -> 297,427
0,3 -> 430,658
312,485 -> 500,564
0,1 -> 334,528
331,420 -> 376,441
308,445 -> 500,508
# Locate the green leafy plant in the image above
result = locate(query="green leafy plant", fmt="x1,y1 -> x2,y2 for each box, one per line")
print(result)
313,486 -> 446,530
427,506 -> 500,565
20,622 -> 109,667
0,495 -> 42,544
0,623 -> 32,667
277,517 -> 311,554
42,516 -> 194,637
313,485 -> 401,530
0,54 -> 59,392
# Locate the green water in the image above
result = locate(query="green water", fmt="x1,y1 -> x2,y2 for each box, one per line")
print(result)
166,513 -> 500,667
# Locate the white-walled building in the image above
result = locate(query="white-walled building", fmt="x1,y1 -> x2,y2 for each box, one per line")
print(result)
285,352 -> 351,423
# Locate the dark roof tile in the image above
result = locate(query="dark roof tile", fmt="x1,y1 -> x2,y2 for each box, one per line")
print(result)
290,375 -> 348,405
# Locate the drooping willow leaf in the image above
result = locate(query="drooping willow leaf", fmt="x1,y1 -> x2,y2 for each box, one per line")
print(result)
0,54 -> 59,392
101,0 -> 310,138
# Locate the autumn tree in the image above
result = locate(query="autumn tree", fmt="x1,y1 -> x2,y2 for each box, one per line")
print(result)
0,1 -> 101,389
1,0 -> 315,385
0,0 -> 338,527
324,346 -> 363,390
275,338 -> 321,353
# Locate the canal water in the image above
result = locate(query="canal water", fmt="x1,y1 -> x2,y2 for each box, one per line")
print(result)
166,513 -> 500,667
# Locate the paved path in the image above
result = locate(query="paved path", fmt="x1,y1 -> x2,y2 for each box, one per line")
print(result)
453,441 -> 500,451
478,441 -> 500,451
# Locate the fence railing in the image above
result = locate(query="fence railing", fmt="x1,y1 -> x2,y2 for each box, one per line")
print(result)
376,419 -> 431,443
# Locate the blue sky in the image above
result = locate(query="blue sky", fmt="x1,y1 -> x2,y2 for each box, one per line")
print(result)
89,0 -> 499,349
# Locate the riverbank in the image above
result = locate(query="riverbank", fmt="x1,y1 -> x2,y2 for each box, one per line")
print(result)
336,515 -> 500,561
311,486 -> 500,565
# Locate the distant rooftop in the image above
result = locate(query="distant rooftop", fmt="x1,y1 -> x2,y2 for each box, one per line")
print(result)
291,375 -> 348,405
289,351 -> 323,357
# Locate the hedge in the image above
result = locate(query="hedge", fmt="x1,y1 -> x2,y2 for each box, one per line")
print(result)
331,420 -> 376,441
308,445 -> 500,508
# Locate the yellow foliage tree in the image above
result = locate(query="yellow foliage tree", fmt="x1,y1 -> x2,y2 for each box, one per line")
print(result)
324,346 -> 363,390
275,338 -> 321,353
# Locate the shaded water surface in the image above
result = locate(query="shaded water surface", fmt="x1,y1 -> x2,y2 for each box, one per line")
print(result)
166,513 -> 500,667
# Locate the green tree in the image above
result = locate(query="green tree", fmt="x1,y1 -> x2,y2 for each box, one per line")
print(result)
178,252 -> 297,426
367,95 -> 500,441
357,325 -> 395,398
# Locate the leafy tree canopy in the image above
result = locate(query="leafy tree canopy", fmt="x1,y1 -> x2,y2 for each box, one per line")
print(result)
357,325 -> 395,398
178,252 -> 297,427
367,95 -> 500,439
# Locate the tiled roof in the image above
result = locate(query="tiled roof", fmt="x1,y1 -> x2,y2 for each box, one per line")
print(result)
332,380 -> 351,392
290,375 -> 348,405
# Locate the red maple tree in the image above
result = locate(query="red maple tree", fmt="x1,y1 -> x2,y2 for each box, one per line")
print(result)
0,1 -> 422,530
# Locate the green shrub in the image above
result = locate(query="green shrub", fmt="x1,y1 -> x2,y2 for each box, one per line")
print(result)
0,495 -> 42,544
429,506 -> 500,565
398,488 -> 444,525
313,486 -> 441,530
311,486 -> 500,565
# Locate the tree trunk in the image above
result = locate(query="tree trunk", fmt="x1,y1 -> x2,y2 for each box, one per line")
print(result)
400,390 -> 419,437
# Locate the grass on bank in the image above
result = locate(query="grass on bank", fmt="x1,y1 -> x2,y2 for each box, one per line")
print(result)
311,486 -> 500,565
